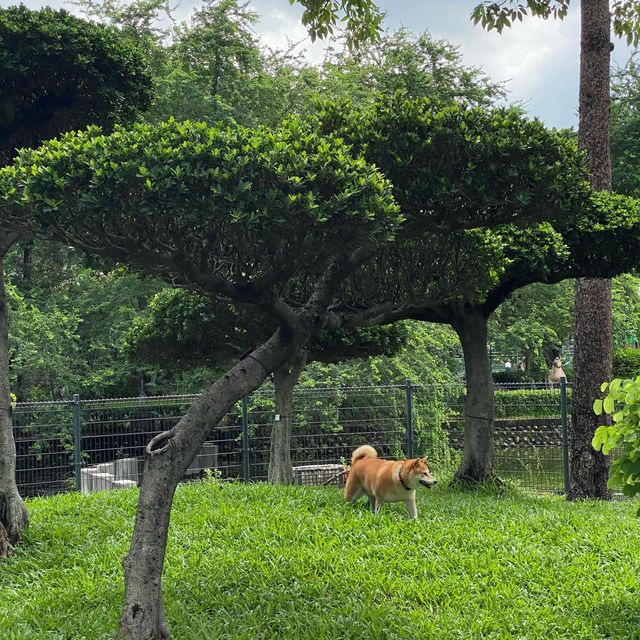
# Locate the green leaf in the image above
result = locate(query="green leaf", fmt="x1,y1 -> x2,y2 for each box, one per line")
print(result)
593,398 -> 603,416
604,396 -> 615,414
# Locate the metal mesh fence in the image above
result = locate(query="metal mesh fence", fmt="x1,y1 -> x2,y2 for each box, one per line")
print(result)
12,381 -> 579,498
444,383 -> 570,492
13,401 -> 75,497
247,385 -> 408,481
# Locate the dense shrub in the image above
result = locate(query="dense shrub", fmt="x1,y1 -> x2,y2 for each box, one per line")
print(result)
448,388 -> 569,419
492,370 -> 537,384
495,389 -> 569,418
613,348 -> 640,379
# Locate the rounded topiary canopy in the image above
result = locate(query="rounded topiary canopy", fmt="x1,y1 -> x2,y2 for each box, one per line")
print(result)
0,5 -> 152,164
319,94 -> 593,230
0,118 -> 401,302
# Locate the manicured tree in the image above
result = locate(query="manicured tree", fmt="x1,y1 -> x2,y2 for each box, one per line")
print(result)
329,193 -> 640,482
0,117 -> 400,639
0,5 -> 151,165
470,0 -> 640,498
125,288 -> 408,483
318,96 -> 591,231
0,5 -> 151,555
320,96 -> 640,483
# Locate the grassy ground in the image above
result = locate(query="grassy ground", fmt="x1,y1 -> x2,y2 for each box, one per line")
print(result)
1,482 -> 639,640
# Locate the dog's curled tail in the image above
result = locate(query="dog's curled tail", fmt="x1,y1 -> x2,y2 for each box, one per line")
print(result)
351,445 -> 378,466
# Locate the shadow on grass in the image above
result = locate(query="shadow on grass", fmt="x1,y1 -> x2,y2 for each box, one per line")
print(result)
575,594 -> 640,640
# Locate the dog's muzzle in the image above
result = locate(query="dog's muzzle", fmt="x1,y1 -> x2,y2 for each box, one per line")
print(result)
419,479 -> 437,488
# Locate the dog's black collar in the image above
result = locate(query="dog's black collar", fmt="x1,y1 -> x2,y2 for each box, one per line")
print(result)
398,468 -> 411,491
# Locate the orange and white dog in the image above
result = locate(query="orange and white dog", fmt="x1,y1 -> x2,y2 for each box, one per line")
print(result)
344,445 -> 437,519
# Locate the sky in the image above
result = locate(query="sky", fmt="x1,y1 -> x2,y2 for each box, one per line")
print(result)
5,0 -> 637,129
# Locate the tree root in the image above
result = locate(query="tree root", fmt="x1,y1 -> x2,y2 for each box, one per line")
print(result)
0,522 -> 12,558
450,473 -> 505,491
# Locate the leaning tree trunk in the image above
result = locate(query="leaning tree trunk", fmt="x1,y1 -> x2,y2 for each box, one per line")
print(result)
452,309 -> 495,483
0,239 -> 28,557
570,0 -> 612,500
120,328 -> 299,640
268,351 -> 307,484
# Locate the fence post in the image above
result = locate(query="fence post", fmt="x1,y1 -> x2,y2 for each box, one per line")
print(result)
560,378 -> 570,495
405,379 -> 415,458
241,395 -> 250,483
72,394 -> 82,491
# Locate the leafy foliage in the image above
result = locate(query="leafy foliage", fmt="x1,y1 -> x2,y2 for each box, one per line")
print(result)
0,5 -> 152,164
472,0 -> 640,45
593,378 -> 640,503
4,242 -> 165,400
0,118 -> 400,297
319,28 -> 504,109
612,56 -> 640,197
613,348 -> 640,380
125,288 -> 246,372
489,281 -> 574,376
146,0 -> 271,127
471,1 -> 570,33
319,95 -> 592,231
293,0 -> 383,49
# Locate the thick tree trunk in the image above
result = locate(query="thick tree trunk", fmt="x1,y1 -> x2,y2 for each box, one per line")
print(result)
120,328 -> 300,640
268,351 -> 307,484
452,309 -> 495,483
570,280 -> 612,500
0,246 -> 28,556
570,0 -> 612,500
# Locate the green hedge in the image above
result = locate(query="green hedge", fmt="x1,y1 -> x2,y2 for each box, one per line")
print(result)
613,348 -> 640,380
449,388 -> 568,419
495,389 -> 568,418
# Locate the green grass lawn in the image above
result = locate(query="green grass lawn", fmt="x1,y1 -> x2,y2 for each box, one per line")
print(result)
1,482 -> 639,640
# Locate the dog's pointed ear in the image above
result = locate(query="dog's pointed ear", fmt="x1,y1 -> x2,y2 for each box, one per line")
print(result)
412,458 -> 421,469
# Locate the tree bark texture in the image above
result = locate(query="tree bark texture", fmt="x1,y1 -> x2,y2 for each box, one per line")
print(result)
268,352 -> 308,485
570,0 -> 612,500
120,328 -> 301,640
0,248 -> 28,556
570,280 -> 612,500
452,309 -> 495,483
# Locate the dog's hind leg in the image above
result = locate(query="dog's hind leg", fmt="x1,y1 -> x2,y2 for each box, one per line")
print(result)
344,478 -> 363,503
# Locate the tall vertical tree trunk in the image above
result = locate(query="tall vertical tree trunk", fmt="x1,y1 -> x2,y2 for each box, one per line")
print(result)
0,240 -> 28,556
452,309 -> 495,483
268,351 -> 307,484
570,0 -> 612,500
120,329 -> 299,640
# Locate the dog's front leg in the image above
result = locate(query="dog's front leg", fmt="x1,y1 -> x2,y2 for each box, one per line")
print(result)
406,495 -> 418,520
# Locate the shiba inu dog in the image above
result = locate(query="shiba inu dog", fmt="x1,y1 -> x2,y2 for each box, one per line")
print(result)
344,445 -> 437,519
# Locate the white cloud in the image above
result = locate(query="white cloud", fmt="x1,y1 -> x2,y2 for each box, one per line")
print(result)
251,0 -> 336,63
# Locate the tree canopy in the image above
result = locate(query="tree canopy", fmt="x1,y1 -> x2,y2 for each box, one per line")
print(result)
318,95 -> 591,231
0,118 -> 400,308
0,5 -> 152,165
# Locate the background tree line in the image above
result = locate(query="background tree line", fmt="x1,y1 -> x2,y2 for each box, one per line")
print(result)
5,0 -> 640,404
